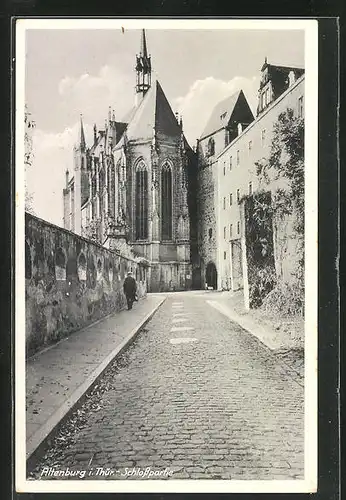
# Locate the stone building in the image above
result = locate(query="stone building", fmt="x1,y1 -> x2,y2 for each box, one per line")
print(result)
196,90 -> 255,289
197,59 -> 305,291
63,30 -> 197,292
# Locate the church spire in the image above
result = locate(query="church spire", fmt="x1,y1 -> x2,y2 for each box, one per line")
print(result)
141,28 -> 148,59
79,114 -> 86,151
135,29 -> 152,101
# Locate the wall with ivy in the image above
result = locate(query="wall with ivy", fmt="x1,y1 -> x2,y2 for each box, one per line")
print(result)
243,191 -> 276,308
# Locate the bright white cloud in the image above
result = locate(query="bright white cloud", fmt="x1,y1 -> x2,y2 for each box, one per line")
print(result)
174,75 -> 259,146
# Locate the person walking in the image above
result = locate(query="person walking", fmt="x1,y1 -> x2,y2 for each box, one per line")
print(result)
123,271 -> 137,310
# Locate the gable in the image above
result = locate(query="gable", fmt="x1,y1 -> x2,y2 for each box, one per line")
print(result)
200,90 -> 254,140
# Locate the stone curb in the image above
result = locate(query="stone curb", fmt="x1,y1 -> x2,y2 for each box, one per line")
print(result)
26,296 -> 166,470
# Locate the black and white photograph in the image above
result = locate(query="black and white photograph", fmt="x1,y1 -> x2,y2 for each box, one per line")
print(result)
15,19 -> 318,493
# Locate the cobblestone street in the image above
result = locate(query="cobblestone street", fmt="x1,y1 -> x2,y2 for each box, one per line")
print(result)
29,292 -> 304,481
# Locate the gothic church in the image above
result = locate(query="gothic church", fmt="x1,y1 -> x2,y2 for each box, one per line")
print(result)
63,30 -> 198,292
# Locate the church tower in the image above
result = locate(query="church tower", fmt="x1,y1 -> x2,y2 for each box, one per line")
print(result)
135,29 -> 152,105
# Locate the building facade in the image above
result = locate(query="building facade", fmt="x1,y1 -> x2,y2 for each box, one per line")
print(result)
198,60 -> 305,291
196,91 -> 255,289
63,30 -> 197,292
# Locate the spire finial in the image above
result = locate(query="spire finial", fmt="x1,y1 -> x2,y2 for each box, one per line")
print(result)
141,29 -> 148,58
79,114 -> 86,150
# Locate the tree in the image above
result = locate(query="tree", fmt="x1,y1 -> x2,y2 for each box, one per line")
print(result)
256,108 -> 304,234
24,105 -> 35,213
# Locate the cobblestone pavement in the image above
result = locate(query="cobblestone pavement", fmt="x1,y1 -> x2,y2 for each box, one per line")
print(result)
29,292 -> 304,481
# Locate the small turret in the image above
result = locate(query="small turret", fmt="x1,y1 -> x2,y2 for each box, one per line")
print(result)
135,29 -> 152,102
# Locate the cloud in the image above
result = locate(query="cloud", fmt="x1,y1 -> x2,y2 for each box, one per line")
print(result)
174,75 -> 259,146
26,122 -> 94,226
57,65 -> 133,125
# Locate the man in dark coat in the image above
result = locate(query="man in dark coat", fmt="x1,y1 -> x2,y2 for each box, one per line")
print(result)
123,271 -> 137,310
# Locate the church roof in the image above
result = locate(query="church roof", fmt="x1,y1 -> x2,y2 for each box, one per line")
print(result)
121,106 -> 136,124
125,80 -> 182,142
200,90 -> 246,140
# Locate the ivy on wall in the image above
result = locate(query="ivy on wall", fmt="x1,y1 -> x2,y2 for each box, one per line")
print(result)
254,108 -> 305,315
243,191 -> 276,308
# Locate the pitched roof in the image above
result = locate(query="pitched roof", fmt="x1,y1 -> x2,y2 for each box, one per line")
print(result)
200,91 -> 242,139
125,80 -> 181,141
121,106 -> 136,124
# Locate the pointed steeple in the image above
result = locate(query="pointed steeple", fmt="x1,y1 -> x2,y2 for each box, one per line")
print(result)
141,29 -> 148,59
79,114 -> 86,151
135,29 -> 152,102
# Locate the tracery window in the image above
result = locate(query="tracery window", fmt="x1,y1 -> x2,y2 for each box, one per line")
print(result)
161,162 -> 173,240
135,161 -> 148,240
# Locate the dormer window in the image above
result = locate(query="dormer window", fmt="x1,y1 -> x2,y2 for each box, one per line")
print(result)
237,123 -> 243,135
220,112 -> 227,120
288,70 -> 296,86
207,137 -> 215,157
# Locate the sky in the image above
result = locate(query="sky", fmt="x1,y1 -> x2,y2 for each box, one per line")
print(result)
24,26 -> 304,226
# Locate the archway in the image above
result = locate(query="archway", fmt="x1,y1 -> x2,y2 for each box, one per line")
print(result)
205,262 -> 217,290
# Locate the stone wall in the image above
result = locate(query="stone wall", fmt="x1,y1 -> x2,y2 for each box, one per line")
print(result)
25,213 -> 148,356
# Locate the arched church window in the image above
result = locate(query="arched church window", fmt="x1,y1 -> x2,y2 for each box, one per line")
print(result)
108,163 -> 115,217
135,161 -> 148,240
161,162 -> 172,240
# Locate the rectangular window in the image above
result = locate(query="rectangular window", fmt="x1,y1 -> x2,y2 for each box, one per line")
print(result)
229,193 -> 233,206
237,189 -> 240,204
230,224 -> 233,237
298,96 -> 304,118
248,140 -> 252,152
223,162 -> 226,176
237,150 -> 240,165
249,181 -> 253,195
223,197 -> 226,209
229,156 -> 233,170
237,221 -> 240,234
224,251 -> 227,260
224,227 -> 226,239
261,129 -> 266,146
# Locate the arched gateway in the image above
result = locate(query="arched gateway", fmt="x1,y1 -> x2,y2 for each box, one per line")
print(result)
205,262 -> 217,290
